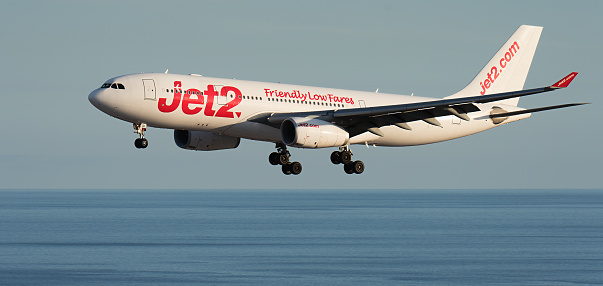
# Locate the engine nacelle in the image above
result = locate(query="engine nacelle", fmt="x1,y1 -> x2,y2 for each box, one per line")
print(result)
174,130 -> 240,151
280,117 -> 349,148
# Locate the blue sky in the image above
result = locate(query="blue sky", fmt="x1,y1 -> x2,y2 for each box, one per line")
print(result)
1,0 -> 601,189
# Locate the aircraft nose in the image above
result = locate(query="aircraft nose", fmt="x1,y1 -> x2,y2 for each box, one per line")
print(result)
88,88 -> 114,113
88,89 -> 101,107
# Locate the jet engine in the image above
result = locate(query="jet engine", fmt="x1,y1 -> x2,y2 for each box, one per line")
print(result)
280,117 -> 349,148
174,130 -> 240,151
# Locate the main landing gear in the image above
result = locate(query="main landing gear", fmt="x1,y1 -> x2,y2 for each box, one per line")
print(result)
269,143 -> 302,175
331,147 -> 364,174
133,123 -> 148,149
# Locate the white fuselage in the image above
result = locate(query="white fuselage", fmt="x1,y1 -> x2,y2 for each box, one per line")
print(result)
88,73 -> 528,147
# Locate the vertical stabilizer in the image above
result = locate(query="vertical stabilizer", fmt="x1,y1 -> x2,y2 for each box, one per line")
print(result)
445,25 -> 543,106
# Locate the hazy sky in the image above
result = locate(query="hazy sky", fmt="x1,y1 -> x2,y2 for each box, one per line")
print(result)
1,0 -> 601,189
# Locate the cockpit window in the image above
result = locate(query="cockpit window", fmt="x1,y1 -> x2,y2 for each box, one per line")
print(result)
105,83 -> 126,89
101,82 -> 125,89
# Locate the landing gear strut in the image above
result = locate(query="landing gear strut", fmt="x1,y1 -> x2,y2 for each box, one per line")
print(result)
331,146 -> 364,174
269,143 -> 302,175
133,123 -> 148,149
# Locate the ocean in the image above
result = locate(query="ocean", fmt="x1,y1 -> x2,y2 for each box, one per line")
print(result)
0,189 -> 602,285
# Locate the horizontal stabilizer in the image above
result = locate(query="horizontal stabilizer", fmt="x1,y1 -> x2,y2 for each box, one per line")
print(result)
489,103 -> 588,118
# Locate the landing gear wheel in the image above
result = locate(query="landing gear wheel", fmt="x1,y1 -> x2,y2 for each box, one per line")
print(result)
140,138 -> 148,148
340,150 -> 352,164
134,138 -> 148,149
352,160 -> 364,174
282,163 -> 292,175
278,153 -> 290,165
330,151 -> 341,164
272,143 -> 299,174
344,163 -> 355,174
269,152 -> 279,165
289,161 -> 302,175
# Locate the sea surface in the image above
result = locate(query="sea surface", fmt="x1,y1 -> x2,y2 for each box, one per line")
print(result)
0,189 -> 602,285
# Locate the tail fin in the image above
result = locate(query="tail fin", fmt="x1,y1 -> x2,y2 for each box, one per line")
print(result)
445,25 -> 543,106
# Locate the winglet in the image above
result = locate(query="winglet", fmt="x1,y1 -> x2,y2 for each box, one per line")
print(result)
551,72 -> 578,89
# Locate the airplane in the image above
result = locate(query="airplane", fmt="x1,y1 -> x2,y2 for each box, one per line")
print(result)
89,25 -> 585,175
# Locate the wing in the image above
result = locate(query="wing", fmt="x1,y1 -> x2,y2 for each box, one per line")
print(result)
249,72 -> 581,137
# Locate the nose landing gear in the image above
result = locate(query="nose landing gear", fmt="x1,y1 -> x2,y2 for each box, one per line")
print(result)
269,143 -> 302,175
133,123 -> 148,149
331,147 -> 364,174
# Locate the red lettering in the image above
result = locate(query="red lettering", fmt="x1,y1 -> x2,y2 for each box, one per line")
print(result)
181,89 -> 203,115
479,41 -> 519,95
158,81 -> 245,118
215,86 -> 242,118
487,71 -> 494,84
491,66 -> 499,80
204,85 -> 217,117
158,81 -> 182,113
508,41 -> 519,55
